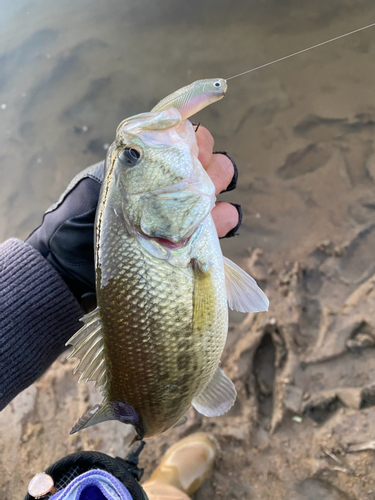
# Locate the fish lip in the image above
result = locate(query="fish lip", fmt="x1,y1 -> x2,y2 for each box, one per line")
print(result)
137,229 -> 194,250
136,224 -> 201,250
154,236 -> 192,250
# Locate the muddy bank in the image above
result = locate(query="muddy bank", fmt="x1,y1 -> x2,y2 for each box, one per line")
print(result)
3,238 -> 375,499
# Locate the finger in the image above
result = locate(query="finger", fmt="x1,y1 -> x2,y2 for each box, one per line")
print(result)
196,126 -> 214,168
213,152 -> 238,193
206,154 -> 235,196
212,202 -> 240,238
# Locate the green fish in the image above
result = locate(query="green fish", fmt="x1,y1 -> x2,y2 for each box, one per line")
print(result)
67,79 -> 268,439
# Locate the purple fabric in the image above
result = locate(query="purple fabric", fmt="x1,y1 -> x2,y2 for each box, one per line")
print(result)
0,238 -> 83,410
50,470 -> 133,500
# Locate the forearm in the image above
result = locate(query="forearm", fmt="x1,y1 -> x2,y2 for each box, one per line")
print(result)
0,239 -> 83,410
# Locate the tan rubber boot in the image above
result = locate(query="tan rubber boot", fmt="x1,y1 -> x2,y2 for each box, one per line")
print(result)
142,433 -> 216,499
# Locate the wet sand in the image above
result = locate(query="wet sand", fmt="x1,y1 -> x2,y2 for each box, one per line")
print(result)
2,1 -> 375,498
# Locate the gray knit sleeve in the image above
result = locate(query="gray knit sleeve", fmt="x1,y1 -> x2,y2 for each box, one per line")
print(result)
0,238 -> 83,410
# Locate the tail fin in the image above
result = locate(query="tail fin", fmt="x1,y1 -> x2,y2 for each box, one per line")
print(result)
70,402 -> 115,434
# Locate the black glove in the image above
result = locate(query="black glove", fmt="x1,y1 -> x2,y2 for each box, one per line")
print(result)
27,156 -> 241,311
213,151 -> 242,238
27,162 -> 104,311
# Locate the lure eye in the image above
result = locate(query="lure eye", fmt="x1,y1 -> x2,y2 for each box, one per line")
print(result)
118,147 -> 141,166
214,81 -> 221,88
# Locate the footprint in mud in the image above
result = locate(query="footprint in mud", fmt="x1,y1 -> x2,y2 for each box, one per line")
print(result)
348,194 -> 375,225
289,478 -> 353,500
293,113 -> 375,143
292,115 -> 375,186
293,115 -> 347,142
339,135 -> 374,187
339,223 -> 375,284
303,394 -> 342,424
253,333 -> 276,418
277,144 -> 332,180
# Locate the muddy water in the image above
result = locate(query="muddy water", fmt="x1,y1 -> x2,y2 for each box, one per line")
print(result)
2,1 -> 375,499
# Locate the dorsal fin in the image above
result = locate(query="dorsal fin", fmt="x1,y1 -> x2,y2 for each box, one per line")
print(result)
66,307 -> 108,392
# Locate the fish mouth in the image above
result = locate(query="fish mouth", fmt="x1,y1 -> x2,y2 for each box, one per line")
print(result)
153,235 -> 192,250
137,230 -> 194,250
136,222 -> 203,251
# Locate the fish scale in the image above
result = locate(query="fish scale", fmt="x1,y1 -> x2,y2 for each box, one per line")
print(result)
96,209 -> 227,436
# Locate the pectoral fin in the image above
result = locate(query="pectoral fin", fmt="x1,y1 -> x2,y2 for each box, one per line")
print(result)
192,367 -> 236,417
223,256 -> 269,313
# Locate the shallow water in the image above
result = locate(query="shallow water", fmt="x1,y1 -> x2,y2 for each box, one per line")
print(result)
2,1 -> 375,498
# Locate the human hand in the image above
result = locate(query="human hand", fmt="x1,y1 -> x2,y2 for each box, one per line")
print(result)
26,127 -> 241,310
195,126 -> 241,238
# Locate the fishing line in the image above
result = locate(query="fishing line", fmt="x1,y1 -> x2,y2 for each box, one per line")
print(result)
226,21 -> 375,80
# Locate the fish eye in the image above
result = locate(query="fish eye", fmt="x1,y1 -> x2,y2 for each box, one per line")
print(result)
214,81 -> 221,88
118,147 -> 141,166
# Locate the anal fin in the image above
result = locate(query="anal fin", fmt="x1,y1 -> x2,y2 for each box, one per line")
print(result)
193,367 -> 236,417
70,402 -> 115,434
70,400 -> 142,436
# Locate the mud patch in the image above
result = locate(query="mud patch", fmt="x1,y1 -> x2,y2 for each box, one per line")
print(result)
292,478 -> 353,500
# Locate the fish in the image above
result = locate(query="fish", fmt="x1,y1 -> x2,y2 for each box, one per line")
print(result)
66,78 -> 269,439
